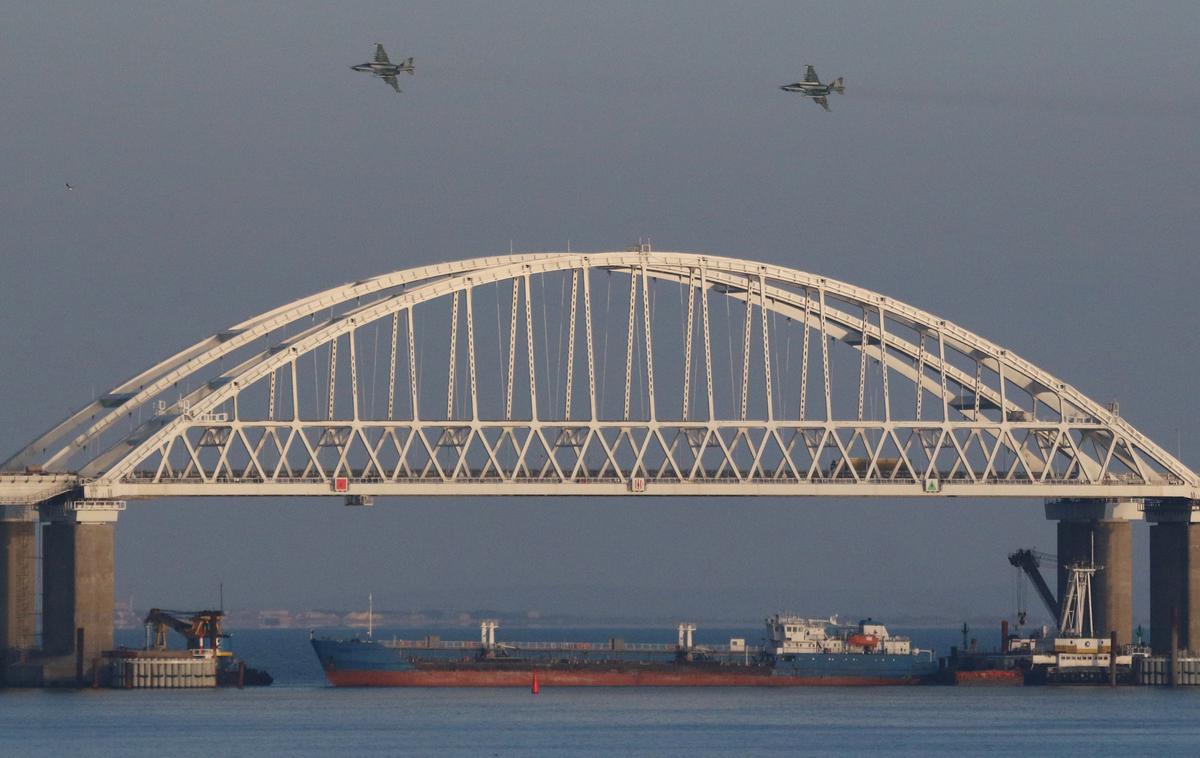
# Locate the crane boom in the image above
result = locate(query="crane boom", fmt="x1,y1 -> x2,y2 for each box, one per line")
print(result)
144,608 -> 227,653
1008,549 -> 1060,624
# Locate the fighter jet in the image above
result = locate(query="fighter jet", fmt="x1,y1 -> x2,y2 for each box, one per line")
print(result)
351,44 -> 414,93
780,65 -> 845,111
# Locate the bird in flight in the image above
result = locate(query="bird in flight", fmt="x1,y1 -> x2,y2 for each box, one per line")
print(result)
65,182 -> 74,190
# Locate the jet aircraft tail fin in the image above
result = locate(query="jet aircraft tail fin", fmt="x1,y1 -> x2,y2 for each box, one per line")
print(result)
404,57 -> 415,73
830,77 -> 845,94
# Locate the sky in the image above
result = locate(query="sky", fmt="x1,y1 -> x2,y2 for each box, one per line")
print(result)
1,1 -> 1198,625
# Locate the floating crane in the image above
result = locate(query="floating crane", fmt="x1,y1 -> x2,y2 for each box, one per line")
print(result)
1007,549 -> 1060,626
144,608 -> 228,655
141,607 -> 273,686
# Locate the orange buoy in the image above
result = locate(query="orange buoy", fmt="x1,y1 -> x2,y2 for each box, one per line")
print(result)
532,670 -> 540,694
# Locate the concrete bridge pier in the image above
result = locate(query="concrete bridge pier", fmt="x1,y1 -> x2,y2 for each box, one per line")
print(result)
39,499 -> 123,683
1146,499 -> 1200,655
0,507 -> 38,657
1045,498 -> 1137,646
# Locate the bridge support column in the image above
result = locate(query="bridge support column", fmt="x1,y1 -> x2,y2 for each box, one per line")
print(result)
1146,500 -> 1200,655
39,500 -> 123,683
1045,499 -> 1137,646
0,507 -> 38,657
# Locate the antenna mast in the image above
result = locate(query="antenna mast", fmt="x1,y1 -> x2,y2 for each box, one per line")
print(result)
1059,546 -> 1102,639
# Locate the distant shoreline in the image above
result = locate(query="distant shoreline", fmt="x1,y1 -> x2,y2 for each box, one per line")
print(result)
117,616 -> 1078,633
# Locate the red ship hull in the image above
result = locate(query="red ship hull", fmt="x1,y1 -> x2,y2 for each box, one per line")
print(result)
952,669 -> 1025,686
323,668 -> 919,687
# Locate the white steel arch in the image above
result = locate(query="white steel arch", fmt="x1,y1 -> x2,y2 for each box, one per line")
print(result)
2,250 -> 1195,503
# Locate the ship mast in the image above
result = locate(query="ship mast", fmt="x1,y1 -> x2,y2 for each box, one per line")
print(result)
1059,536 -> 1102,638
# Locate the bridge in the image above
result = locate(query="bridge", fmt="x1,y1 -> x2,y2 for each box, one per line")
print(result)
2,248 -> 1199,682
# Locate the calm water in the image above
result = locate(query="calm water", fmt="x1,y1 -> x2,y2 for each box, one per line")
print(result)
3,627 -> 1200,757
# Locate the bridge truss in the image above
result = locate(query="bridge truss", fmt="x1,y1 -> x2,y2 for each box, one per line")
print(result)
2,250 -> 1196,503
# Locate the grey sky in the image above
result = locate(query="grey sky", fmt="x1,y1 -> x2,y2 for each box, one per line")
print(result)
2,1 -> 1198,622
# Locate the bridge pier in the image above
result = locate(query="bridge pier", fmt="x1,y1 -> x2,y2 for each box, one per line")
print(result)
0,507 -> 38,657
1146,500 -> 1200,655
1045,499 -> 1137,646
39,500 -> 122,683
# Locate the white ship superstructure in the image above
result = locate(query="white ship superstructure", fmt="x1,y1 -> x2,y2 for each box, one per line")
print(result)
766,615 -> 915,656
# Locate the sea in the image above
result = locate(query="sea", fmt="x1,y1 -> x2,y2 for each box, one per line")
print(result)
3,626 -> 1200,757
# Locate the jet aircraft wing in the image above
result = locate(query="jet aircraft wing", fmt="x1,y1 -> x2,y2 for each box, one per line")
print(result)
805,65 -> 819,84
375,44 -> 391,64
382,74 -> 401,93
812,95 -> 830,112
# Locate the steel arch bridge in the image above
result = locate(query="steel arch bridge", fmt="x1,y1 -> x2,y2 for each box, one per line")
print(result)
2,249 -> 1196,505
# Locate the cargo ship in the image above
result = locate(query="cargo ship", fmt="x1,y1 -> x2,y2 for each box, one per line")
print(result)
311,614 -> 938,687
